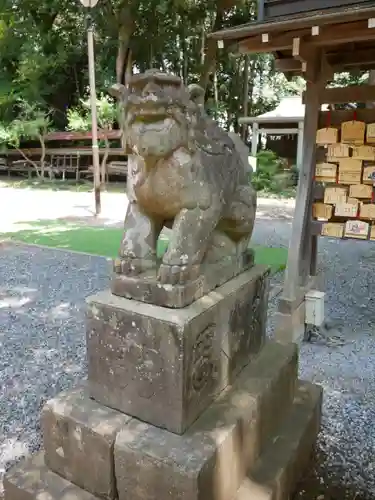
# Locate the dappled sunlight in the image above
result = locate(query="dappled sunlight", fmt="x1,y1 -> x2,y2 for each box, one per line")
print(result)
0,295 -> 33,310
0,187 -> 127,234
0,286 -> 38,311
255,197 -> 295,221
44,302 -> 74,320
0,438 -> 30,476
256,208 -> 294,220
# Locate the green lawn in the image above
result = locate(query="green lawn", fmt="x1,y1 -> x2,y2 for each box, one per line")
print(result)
1,219 -> 288,273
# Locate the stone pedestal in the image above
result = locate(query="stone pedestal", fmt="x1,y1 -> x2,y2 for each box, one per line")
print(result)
87,265 -> 268,434
4,265 -> 322,500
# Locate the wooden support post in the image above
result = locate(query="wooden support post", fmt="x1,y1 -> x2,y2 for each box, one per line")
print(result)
283,81 -> 321,297
251,122 -> 259,157
310,235 -> 318,277
296,121 -> 304,170
275,50 -> 325,344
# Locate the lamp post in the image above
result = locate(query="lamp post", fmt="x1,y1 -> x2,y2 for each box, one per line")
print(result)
80,0 -> 101,216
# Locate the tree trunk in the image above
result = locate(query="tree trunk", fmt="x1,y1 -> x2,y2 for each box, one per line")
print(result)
242,56 -> 250,141
101,137 -> 110,185
201,24 -> 205,66
213,71 -> 219,117
116,4 -> 135,85
199,0 -> 237,94
116,29 -> 132,84
16,148 -> 41,178
199,10 -> 223,93
38,134 -> 48,178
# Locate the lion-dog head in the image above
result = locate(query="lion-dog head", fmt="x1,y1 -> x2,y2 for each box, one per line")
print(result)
111,69 -> 205,159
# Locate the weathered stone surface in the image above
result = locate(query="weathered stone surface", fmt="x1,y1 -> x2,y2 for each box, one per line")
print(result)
87,265 -> 270,434
114,341 -> 299,500
274,300 -> 306,344
236,381 -> 323,500
41,386 -> 131,499
3,452 -> 98,500
111,249 -> 254,308
111,69 -> 257,291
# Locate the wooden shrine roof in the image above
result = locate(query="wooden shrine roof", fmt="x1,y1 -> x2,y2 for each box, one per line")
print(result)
209,4 -> 375,75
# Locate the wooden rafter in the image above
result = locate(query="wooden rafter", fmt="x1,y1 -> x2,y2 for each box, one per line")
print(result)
328,48 -> 375,68
276,48 -> 375,73
302,85 -> 375,105
210,6 -> 375,40
237,19 -> 375,55
238,30 -> 309,54
275,58 -> 302,72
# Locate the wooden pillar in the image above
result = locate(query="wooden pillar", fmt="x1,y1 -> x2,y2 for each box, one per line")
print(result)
296,121 -> 304,170
275,51 -> 325,343
251,122 -> 259,156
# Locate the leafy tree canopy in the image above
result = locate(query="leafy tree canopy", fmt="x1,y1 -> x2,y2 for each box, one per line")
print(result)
0,0 -> 366,135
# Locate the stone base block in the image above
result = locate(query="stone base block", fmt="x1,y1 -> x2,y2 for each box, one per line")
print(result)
87,265 -> 270,434
4,343 -> 321,500
41,386 -> 130,499
274,300 -> 306,344
236,381 -> 322,500
111,250 -> 255,308
3,453 -> 97,500
114,341 -> 299,500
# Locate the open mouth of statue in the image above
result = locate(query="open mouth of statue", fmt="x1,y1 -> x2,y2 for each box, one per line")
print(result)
131,109 -> 169,124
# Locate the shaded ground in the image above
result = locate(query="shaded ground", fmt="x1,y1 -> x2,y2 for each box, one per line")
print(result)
1,187 -> 375,499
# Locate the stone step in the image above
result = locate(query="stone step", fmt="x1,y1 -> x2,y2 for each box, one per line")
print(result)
235,381 -> 323,500
114,341 -> 299,500
3,452 -> 99,500
41,386 -> 131,499
5,341 -> 300,500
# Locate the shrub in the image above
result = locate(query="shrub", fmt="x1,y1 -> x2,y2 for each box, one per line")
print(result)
251,150 -> 298,196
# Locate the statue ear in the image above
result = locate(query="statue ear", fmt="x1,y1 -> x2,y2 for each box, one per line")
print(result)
188,84 -> 205,107
109,83 -> 127,101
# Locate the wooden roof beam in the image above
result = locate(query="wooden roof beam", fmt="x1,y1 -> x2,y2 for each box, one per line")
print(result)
307,19 -> 375,47
238,20 -> 375,55
274,58 -> 302,72
237,29 -> 310,54
302,84 -> 375,105
278,49 -> 375,74
209,6 -> 375,41
327,49 -> 375,69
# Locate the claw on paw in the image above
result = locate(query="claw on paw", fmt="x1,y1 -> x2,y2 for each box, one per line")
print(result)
157,263 -> 200,285
113,258 -> 138,276
114,257 -> 158,276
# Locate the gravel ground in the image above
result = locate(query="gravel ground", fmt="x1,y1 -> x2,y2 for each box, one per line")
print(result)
1,212 -> 375,499
255,216 -> 375,499
0,243 -> 111,495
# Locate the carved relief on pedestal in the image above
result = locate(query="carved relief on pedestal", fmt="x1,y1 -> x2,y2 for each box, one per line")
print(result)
186,324 -> 218,403
229,274 -> 268,363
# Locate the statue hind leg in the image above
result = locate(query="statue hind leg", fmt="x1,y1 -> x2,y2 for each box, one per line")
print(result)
221,184 -> 257,258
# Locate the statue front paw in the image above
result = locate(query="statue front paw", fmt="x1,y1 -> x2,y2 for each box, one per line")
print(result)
113,257 -> 156,276
157,263 -> 200,285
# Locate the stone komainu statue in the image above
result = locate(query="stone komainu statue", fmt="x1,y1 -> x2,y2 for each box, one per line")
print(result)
112,69 -> 257,286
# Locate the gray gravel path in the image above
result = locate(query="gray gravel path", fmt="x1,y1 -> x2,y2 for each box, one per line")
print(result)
1,214 -> 375,498
0,243 -> 111,494
254,216 -> 375,499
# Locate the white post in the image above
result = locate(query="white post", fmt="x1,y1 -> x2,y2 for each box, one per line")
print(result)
87,22 -> 101,215
80,0 -> 101,215
296,120 -> 304,170
251,122 -> 259,157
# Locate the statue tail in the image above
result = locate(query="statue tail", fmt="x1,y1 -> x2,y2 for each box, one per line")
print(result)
227,132 -> 253,179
